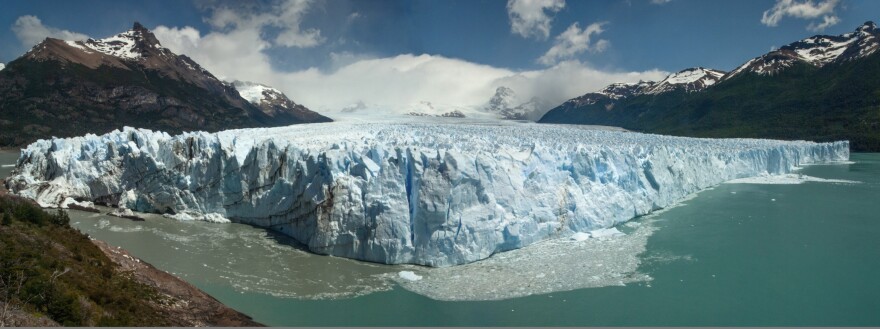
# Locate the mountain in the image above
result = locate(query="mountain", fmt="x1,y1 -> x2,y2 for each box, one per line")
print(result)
558,67 -> 724,110
539,21 -> 880,151
0,63 -> 5,71
483,86 -> 552,121
643,67 -> 726,94
402,101 -> 473,118
726,21 -> 879,78
232,81 -> 331,124
0,22 -> 329,147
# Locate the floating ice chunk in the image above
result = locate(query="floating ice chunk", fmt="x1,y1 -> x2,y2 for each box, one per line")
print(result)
60,197 -> 95,210
203,213 -> 232,223
589,227 -> 624,238
163,211 -> 231,223
570,232 -> 592,241
398,271 -> 423,281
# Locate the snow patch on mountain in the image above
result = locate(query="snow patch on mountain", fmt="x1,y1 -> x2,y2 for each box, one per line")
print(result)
84,30 -> 146,59
793,35 -> 857,65
727,21 -> 880,78
597,81 -> 656,99
6,122 -> 849,266
232,81 -> 281,105
0,63 -> 4,71
559,67 -> 725,108
644,67 -> 726,94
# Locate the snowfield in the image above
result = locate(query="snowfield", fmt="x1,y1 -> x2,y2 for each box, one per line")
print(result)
5,120 -> 849,266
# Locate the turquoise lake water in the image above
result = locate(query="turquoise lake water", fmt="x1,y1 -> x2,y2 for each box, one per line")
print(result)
3,150 -> 878,326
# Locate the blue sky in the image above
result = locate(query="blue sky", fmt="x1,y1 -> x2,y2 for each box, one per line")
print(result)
1,0 -> 877,112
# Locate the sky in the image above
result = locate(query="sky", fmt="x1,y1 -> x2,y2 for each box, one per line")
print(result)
1,0 -> 878,113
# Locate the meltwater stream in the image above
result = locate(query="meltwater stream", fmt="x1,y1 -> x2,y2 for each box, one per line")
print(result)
3,150 -> 879,326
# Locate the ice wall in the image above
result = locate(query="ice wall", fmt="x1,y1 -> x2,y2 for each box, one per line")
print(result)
5,123 -> 849,266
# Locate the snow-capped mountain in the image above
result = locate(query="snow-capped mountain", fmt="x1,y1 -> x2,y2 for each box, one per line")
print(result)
555,21 -> 880,109
400,101 -> 475,118
643,67 -> 726,94
562,81 -> 655,107
0,63 -> 5,71
597,81 -> 656,99
540,21 -> 880,151
727,21 -> 880,78
484,86 -> 553,121
560,67 -> 725,108
24,22 -> 238,98
232,81 -> 330,123
0,22 -> 329,146
233,81 -> 282,105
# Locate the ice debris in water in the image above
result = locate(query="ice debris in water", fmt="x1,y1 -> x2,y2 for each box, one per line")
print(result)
5,121 -> 849,266
392,217 -> 656,301
570,232 -> 591,241
589,227 -> 625,239
725,173 -> 859,185
398,271 -> 423,281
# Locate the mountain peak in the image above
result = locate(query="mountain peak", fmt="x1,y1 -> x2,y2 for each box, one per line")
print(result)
230,80 -> 330,123
643,67 -> 725,95
232,80 -> 279,104
483,86 -> 549,120
727,21 -> 880,78
74,22 -> 163,60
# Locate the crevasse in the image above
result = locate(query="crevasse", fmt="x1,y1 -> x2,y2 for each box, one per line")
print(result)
5,123 -> 849,266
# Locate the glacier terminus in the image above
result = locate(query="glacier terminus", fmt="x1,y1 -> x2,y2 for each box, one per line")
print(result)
5,120 -> 849,266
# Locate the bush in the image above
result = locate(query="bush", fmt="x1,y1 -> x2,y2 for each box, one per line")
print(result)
0,195 -> 169,326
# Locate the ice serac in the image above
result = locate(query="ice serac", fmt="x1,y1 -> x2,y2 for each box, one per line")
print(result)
5,123 -> 849,266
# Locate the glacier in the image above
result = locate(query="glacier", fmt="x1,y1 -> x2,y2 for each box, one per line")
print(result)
4,121 -> 849,266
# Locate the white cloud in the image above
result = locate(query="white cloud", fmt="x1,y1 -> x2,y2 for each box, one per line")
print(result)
276,55 -> 667,114
11,15 -> 89,47
205,0 -> 323,48
155,25 -> 666,114
537,22 -> 609,66
328,51 -> 378,70
154,25 -> 276,83
650,0 -> 672,4
507,0 -> 566,40
807,15 -> 840,32
761,0 -> 840,31
271,0 -> 324,47
153,5 -> 666,117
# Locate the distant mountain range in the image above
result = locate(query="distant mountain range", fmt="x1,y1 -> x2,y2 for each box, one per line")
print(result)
0,22 -> 330,147
540,21 -> 880,151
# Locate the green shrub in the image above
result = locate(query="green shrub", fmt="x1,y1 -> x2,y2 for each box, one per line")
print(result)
0,195 -> 169,326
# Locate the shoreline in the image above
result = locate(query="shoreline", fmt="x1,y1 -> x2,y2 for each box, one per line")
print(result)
0,179 -> 262,327
90,239 -> 264,327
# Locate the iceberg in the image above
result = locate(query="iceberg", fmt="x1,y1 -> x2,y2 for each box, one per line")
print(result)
4,122 -> 848,266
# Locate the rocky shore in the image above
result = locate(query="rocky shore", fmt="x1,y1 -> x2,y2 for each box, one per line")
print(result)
90,240 -> 263,327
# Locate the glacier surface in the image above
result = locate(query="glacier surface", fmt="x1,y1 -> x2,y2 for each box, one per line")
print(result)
5,121 -> 849,266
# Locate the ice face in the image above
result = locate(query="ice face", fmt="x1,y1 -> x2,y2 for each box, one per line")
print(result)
5,122 -> 849,266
